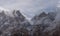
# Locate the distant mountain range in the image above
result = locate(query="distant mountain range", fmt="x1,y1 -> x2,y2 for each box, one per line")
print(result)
0,9 -> 60,36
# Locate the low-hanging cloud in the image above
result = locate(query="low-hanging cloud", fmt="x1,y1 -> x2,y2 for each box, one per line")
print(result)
0,0 -> 59,19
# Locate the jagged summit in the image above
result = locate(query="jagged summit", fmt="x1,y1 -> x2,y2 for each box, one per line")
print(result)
32,12 -> 47,20
0,9 -> 31,36
38,12 -> 47,17
31,11 -> 56,22
0,8 -> 60,36
30,11 -> 60,36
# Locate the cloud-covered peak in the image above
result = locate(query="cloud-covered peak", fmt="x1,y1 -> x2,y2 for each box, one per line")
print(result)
0,7 -> 9,12
0,0 -> 59,19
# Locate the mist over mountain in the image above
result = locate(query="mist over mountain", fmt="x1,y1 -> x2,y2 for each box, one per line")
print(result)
0,0 -> 60,36
0,10 -> 31,36
0,8 -> 59,36
0,0 -> 59,19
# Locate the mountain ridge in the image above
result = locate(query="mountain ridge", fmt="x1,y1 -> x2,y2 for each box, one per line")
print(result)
0,9 -> 60,36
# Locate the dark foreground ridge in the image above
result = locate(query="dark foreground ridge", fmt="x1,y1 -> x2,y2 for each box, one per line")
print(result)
0,10 -> 60,36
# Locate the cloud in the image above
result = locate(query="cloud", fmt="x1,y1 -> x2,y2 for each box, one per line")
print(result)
0,0 -> 59,19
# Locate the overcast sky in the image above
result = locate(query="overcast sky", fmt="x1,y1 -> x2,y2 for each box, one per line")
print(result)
0,0 -> 59,19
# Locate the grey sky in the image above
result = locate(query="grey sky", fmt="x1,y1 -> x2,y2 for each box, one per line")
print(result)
0,0 -> 59,19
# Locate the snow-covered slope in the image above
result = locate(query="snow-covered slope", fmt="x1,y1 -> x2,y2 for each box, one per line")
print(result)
0,9 -> 31,36
0,7 -> 60,36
